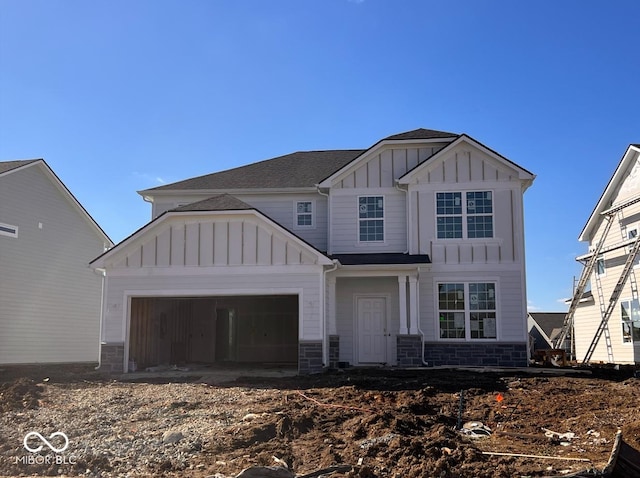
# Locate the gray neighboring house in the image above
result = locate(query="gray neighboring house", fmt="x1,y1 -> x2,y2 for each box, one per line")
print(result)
91,128 -> 536,374
0,159 -> 113,365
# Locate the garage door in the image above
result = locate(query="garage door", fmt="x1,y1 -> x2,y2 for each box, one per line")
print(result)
129,295 -> 298,369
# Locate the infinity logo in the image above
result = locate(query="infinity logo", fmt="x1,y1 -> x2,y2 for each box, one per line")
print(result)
23,431 -> 69,453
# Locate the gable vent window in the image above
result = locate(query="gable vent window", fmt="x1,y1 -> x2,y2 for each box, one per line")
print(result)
436,191 -> 493,239
0,222 -> 18,238
358,196 -> 384,242
295,201 -> 314,228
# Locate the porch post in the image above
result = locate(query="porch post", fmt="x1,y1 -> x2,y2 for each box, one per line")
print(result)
327,277 -> 337,335
398,275 -> 408,334
408,276 -> 419,334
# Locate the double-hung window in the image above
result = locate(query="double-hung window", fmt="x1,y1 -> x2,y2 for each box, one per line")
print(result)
436,191 -> 493,239
296,201 -> 313,228
438,282 -> 497,339
358,196 -> 384,242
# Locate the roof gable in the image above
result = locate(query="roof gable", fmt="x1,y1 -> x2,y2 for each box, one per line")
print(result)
397,135 -> 535,187
92,198 -> 332,268
0,159 -> 112,246
579,144 -> 640,242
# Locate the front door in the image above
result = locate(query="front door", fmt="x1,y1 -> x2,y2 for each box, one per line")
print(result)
357,297 -> 387,363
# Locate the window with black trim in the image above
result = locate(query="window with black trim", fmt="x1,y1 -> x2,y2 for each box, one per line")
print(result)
358,196 -> 384,242
436,191 -> 493,239
438,282 -> 497,339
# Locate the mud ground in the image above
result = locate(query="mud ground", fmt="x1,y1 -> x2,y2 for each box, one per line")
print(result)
0,365 -> 638,477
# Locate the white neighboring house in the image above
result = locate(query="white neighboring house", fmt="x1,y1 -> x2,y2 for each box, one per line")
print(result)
91,129 -> 535,373
0,159 -> 112,365
568,144 -> 640,364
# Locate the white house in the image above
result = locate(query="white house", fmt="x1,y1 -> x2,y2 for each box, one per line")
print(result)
0,159 -> 113,365
566,144 -> 640,364
91,129 -> 535,373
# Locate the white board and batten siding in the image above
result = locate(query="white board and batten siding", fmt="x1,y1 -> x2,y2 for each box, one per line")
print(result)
0,163 -> 108,364
407,142 -> 526,267
151,193 -> 329,252
98,212 -> 327,346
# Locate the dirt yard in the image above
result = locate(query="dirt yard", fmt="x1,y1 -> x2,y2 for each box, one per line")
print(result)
0,365 -> 639,477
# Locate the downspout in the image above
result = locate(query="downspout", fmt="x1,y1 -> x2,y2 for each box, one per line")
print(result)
322,259 -> 340,368
94,267 -> 107,370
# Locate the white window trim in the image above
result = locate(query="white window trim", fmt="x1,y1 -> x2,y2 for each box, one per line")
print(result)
293,200 -> 315,230
357,195 -> 385,244
434,190 -> 495,240
433,279 -> 500,341
0,222 -> 18,238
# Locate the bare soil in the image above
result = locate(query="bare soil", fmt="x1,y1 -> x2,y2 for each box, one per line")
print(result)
0,365 -> 639,477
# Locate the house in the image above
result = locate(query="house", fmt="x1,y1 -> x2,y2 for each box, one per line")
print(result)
90,128 -> 535,373
0,159 -> 113,365
562,144 -> 640,364
527,312 -> 567,352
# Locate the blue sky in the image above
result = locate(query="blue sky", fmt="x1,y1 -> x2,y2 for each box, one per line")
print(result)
1,1 -> 639,312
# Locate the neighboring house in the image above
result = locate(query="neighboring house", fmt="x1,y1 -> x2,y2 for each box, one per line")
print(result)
564,144 -> 640,364
527,312 -> 567,352
0,159 -> 113,364
90,128 -> 535,373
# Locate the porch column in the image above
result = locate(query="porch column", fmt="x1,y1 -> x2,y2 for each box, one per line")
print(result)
398,275 -> 408,334
327,277 -> 337,335
408,276 -> 419,334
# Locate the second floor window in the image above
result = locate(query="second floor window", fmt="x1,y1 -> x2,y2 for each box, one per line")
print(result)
359,196 -> 384,242
296,201 -> 313,227
436,191 -> 493,239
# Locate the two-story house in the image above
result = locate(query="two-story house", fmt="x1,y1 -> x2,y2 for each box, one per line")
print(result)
562,144 -> 640,365
90,129 -> 535,373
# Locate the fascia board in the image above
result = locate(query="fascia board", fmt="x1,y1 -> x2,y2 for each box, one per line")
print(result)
316,137 -> 457,189
578,145 -> 640,242
6,159 -> 114,246
398,135 -> 535,185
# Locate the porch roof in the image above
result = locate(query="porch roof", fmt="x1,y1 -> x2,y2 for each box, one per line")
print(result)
330,253 -> 430,266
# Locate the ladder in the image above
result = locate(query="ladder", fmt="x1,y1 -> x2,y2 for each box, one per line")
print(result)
553,216 -> 614,350
582,232 -> 640,363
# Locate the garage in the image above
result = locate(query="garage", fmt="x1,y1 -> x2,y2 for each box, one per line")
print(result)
128,295 -> 299,370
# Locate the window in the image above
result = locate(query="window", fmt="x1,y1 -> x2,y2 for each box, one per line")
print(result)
296,201 -> 313,228
621,299 -> 640,343
436,191 -> 493,239
595,256 -> 605,276
438,282 -> 497,339
0,222 -> 18,238
359,196 -> 384,242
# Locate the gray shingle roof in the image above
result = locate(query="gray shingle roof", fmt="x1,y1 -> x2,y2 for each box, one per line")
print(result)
0,159 -> 40,174
147,150 -> 365,191
144,128 -> 460,193
383,128 -> 458,141
529,312 -> 566,338
330,253 -> 431,265
171,194 -> 253,212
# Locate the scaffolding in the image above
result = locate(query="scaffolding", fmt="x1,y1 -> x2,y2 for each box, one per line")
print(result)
553,193 -> 640,363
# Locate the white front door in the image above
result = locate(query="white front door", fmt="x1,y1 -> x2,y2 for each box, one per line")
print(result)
357,297 -> 387,363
